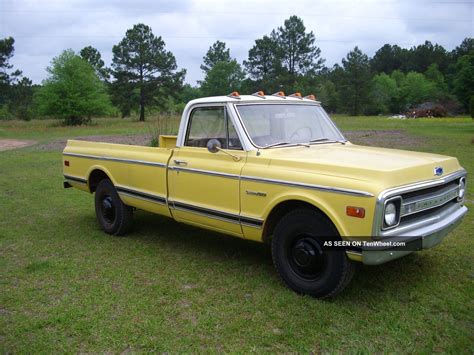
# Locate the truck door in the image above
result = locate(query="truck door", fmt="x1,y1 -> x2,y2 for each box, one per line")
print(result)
168,105 -> 246,236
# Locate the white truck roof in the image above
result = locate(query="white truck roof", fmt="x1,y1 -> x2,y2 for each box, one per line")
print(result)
187,94 -> 321,105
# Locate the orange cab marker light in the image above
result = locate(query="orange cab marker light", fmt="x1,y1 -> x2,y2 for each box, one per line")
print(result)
346,206 -> 365,218
252,91 -> 266,99
64,160 -> 70,167
272,91 -> 286,97
227,91 -> 241,99
304,94 -> 316,100
289,92 -> 303,98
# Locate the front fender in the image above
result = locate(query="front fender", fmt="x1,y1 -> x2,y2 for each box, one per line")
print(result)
241,187 -> 375,242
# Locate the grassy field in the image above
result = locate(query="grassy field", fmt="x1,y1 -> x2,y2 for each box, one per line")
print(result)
0,115 -> 473,352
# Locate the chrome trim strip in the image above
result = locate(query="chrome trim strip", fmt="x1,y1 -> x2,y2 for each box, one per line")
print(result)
172,201 -> 239,220
63,152 -> 166,168
240,175 -> 374,197
116,186 -> 166,205
240,221 -> 264,228
168,167 -> 371,198
172,205 -> 240,225
118,191 -> 164,205
169,166 -> 240,179
169,200 -> 263,228
378,169 -> 466,201
240,215 -> 264,228
64,174 -> 87,184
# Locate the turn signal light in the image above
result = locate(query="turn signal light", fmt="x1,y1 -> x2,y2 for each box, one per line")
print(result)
346,206 -> 365,218
272,91 -> 286,97
304,94 -> 316,100
252,91 -> 265,97
228,91 -> 240,97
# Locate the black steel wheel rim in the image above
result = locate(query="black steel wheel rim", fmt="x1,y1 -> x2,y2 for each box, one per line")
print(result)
288,235 -> 327,281
101,195 -> 116,224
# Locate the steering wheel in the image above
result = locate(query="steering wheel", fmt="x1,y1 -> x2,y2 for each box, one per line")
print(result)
289,126 -> 312,141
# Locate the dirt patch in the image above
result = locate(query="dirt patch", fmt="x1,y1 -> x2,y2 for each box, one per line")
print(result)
0,139 -> 37,151
343,130 -> 424,148
34,134 -> 152,152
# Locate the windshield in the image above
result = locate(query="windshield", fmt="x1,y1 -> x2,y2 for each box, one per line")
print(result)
236,104 -> 345,148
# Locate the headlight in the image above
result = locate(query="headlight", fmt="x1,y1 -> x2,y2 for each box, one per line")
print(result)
383,197 -> 401,229
384,203 -> 397,226
458,177 -> 466,200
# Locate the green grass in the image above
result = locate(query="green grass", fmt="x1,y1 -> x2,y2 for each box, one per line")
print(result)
0,115 -> 181,142
1,116 -> 473,352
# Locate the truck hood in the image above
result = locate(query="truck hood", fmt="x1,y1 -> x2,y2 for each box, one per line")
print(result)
265,143 -> 461,190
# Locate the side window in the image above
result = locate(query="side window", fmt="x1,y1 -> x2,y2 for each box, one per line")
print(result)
185,107 -> 242,150
186,107 -> 226,148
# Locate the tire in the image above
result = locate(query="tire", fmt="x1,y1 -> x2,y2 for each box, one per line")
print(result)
271,208 -> 355,298
94,179 -> 133,236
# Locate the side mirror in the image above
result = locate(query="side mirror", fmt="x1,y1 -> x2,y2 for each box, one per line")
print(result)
207,139 -> 221,153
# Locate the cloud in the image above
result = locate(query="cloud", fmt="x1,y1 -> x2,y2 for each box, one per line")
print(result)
2,0 -> 472,85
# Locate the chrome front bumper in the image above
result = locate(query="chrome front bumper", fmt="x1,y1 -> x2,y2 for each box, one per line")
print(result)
361,204 -> 468,265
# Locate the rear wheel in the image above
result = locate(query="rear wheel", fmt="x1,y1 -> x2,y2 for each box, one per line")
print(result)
94,179 -> 133,235
271,209 -> 355,298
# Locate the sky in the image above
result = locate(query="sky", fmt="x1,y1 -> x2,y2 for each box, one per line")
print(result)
1,0 -> 473,86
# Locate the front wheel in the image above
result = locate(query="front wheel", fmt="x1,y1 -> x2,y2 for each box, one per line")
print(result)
271,209 -> 355,298
94,179 -> 133,235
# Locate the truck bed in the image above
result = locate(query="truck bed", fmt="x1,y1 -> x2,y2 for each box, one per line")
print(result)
63,139 -> 175,216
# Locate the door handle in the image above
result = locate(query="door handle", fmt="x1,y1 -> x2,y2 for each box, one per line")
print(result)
174,159 -> 188,166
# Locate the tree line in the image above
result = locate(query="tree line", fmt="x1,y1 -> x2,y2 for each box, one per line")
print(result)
0,16 -> 473,124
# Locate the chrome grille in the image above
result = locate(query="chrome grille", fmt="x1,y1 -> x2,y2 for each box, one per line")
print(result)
401,184 -> 460,217
398,178 -> 461,226
374,170 -> 467,237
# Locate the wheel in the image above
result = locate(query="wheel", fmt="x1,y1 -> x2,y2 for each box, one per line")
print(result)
94,179 -> 133,235
271,209 -> 355,298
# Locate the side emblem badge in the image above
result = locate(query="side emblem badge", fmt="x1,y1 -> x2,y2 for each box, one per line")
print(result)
434,167 -> 444,176
246,190 -> 267,197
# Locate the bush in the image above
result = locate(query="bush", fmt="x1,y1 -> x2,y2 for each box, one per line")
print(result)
0,105 -> 10,120
35,49 -> 111,125
437,95 -> 463,116
147,114 -> 178,147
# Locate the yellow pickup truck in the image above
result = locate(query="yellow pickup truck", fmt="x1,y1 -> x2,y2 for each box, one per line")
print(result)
63,92 -> 468,298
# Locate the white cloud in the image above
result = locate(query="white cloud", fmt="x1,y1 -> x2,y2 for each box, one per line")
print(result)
2,0 -> 472,85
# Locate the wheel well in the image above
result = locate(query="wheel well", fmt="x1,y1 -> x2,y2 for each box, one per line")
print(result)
262,200 -> 337,243
88,169 -> 110,193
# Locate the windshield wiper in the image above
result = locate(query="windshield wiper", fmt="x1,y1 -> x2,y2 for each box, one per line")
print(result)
263,141 -> 291,148
308,137 -> 346,145
263,141 -> 310,149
